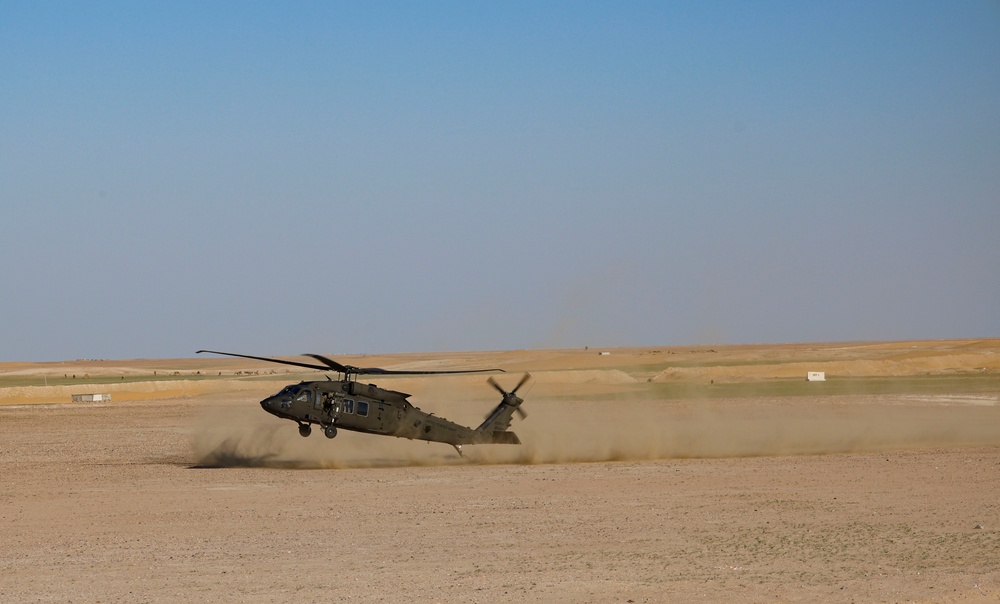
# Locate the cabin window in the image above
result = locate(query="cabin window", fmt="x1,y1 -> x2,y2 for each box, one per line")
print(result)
344,399 -> 354,414
357,401 -> 369,417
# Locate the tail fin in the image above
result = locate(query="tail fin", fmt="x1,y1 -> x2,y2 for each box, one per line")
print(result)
474,374 -> 530,444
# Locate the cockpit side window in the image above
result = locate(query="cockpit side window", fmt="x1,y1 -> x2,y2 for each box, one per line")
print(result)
295,391 -> 312,404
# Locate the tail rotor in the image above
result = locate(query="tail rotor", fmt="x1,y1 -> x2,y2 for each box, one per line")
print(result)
487,373 -> 531,419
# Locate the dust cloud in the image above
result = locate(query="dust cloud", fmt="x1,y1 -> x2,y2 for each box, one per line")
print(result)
192,394 -> 1000,469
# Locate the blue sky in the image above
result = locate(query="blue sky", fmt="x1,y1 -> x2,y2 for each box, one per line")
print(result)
2,2 -> 998,361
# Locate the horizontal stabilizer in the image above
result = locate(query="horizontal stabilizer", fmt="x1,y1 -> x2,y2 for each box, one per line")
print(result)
488,431 -> 521,445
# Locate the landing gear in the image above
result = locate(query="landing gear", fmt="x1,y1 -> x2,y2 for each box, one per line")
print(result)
298,423 -> 312,438
324,425 -> 338,439
453,444 -> 464,457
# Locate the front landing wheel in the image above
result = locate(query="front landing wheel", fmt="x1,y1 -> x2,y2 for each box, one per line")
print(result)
324,426 -> 338,439
298,424 -> 312,438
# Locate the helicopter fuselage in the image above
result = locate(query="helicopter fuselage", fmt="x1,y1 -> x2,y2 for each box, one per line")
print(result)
260,379 -> 519,446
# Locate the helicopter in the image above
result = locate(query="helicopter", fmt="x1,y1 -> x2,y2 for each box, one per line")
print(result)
196,350 -> 529,456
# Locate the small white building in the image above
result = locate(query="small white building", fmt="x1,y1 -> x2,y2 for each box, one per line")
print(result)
72,393 -> 112,402
806,372 -> 826,382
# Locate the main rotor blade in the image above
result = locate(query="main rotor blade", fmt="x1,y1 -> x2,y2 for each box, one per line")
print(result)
196,350 -> 331,372
365,367 -> 504,376
303,354 -> 356,374
305,354 -> 504,376
199,350 -> 505,377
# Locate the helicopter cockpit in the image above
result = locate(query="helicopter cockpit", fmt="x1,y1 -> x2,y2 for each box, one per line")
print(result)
260,383 -> 310,418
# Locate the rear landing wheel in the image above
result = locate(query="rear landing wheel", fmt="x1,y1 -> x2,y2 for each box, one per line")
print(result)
298,424 -> 312,438
324,426 -> 338,439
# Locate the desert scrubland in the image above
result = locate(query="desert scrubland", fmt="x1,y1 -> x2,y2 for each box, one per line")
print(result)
2,339 -> 999,603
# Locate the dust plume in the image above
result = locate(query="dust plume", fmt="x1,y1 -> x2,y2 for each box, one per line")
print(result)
192,392 -> 1000,469
482,398 -> 1000,465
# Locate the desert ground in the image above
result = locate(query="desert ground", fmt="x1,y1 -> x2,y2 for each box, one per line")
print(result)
2,339 -> 1000,603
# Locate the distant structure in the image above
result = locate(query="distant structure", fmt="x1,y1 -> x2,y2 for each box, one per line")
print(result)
72,393 -> 112,402
598,351 -> 611,356
806,372 -> 826,382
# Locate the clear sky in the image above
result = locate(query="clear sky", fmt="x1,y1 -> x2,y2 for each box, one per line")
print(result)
2,2 -> 998,362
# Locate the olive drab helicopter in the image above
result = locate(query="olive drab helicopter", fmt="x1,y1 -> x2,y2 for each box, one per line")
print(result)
196,350 -> 529,455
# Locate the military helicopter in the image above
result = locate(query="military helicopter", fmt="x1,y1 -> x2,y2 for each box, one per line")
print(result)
196,350 -> 529,455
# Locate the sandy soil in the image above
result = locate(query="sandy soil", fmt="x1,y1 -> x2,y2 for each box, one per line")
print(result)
2,340 -> 999,603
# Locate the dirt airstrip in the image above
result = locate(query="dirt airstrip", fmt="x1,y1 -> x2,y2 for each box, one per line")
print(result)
2,340 -> 1000,603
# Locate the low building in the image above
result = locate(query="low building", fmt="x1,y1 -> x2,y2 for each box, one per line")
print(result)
71,393 -> 112,402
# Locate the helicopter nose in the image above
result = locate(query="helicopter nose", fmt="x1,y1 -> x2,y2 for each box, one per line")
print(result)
259,393 -> 293,418
260,397 -> 278,414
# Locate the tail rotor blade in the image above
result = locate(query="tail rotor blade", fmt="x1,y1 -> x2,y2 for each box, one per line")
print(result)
512,373 -> 531,395
487,376 -> 506,396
